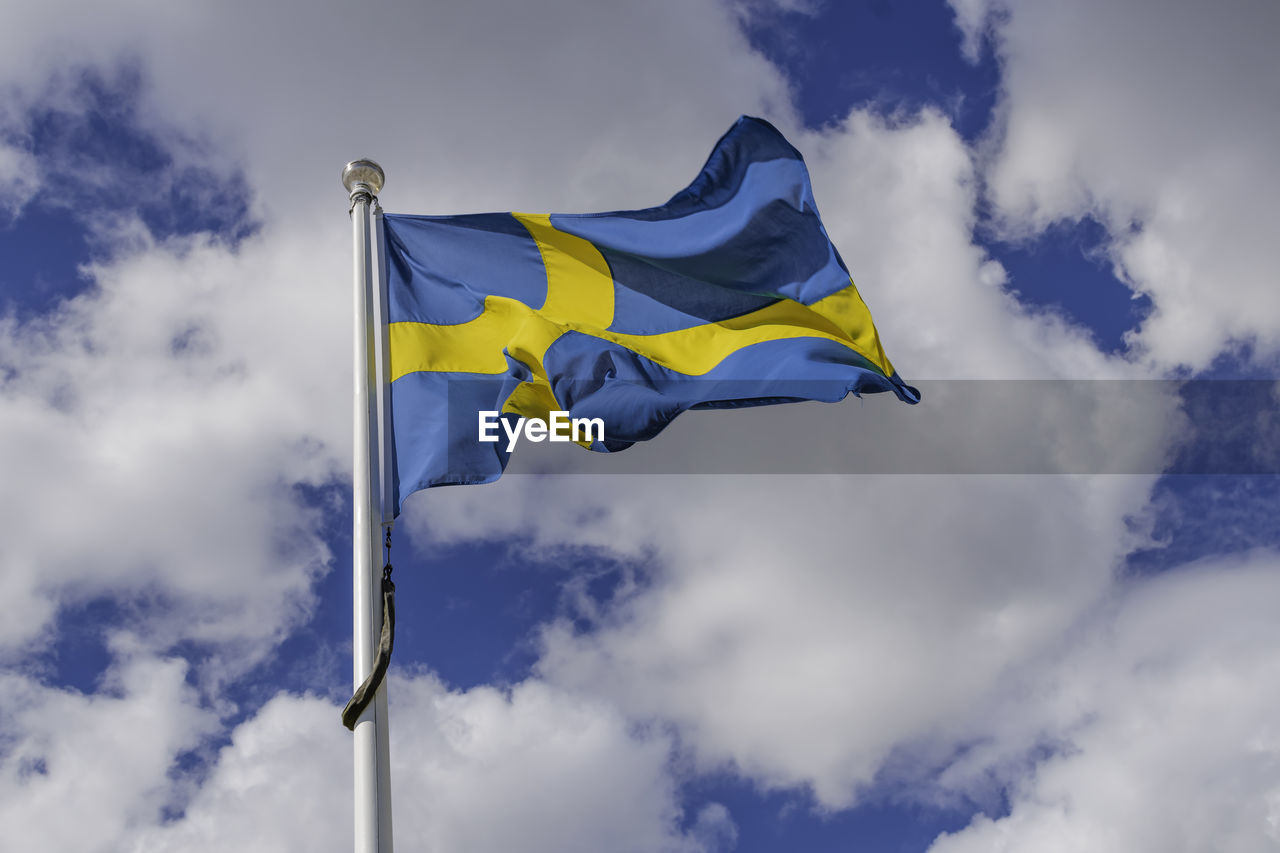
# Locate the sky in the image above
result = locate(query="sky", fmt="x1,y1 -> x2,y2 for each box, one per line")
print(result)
1,0 -> 1279,851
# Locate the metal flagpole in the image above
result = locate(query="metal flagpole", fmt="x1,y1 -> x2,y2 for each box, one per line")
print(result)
343,159 -> 394,853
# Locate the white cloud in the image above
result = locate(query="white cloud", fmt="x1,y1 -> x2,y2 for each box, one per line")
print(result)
947,0 -> 992,63
951,0 -> 1280,372
0,228 -> 342,670
386,83 -> 1184,814
127,691 -> 351,853
0,0 -> 800,667
404,469 -> 1156,810
800,108 -> 1130,380
0,660 -> 715,853
131,674 -> 721,853
389,674 -> 721,853
930,553 -> 1280,852
0,142 -> 39,220
392,98 -> 1177,811
0,1 -> 823,849
0,0 -> 1165,666
0,0 -> 795,221
0,651 -> 217,852
0,0 -> 1270,850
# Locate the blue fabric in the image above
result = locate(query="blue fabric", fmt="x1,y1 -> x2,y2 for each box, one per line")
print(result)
381,116 -> 918,515
540,333 -> 900,451
384,212 -> 547,325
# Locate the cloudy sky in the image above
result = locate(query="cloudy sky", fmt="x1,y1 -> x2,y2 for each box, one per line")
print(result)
2,0 -> 1279,850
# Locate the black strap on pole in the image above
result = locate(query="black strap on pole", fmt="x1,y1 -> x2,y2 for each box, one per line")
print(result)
343,527 -> 396,730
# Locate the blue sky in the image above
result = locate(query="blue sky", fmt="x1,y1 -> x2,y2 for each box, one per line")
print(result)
2,1 -> 1279,851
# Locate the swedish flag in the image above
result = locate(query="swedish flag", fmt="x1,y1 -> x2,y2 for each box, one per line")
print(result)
383,116 -> 918,514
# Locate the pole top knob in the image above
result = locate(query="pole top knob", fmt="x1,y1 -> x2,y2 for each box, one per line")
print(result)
342,159 -> 385,200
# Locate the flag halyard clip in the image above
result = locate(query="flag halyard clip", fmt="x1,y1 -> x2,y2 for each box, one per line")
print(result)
342,526 -> 396,731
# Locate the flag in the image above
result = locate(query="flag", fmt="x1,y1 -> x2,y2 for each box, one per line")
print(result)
381,116 -> 918,515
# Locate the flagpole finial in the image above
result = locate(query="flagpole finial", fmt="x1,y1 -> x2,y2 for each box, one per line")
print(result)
343,159 -> 385,204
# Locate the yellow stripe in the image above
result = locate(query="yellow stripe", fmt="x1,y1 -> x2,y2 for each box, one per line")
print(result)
391,284 -> 893,376
809,284 -> 895,377
499,214 -> 615,431
387,215 -> 615,382
388,297 -> 527,376
599,284 -> 894,378
512,213 -> 613,327
387,220 -> 896,404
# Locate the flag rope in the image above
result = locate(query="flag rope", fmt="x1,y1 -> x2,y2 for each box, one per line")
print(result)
343,525 -> 396,730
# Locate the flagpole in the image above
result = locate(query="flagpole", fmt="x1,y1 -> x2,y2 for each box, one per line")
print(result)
343,159 -> 394,853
